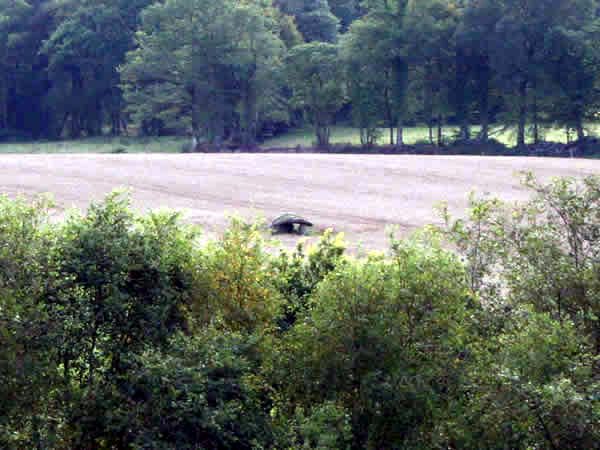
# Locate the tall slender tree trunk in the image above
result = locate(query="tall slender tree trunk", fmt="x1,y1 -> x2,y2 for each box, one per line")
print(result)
110,91 -> 121,136
428,123 -> 434,145
532,85 -> 539,144
396,119 -> 404,147
240,64 -> 258,148
517,79 -> 527,148
383,82 -> 394,145
455,49 -> 470,140
87,99 -> 103,136
424,66 -> 434,144
316,123 -> 330,149
392,57 -> 408,149
207,68 -> 225,146
111,111 -> 120,136
460,122 -> 471,141
70,68 -> 84,138
437,114 -> 443,147
0,76 -> 6,129
427,110 -> 434,144
191,84 -> 201,143
241,90 -> 257,148
70,114 -> 82,139
478,62 -> 490,141
575,113 -> 585,141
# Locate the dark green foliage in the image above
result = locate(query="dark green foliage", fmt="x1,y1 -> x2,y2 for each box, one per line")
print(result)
1,177 -> 599,448
41,0 -> 152,137
1,192 -> 198,447
2,0 -> 600,146
68,330 -> 274,449
328,0 -> 362,30
121,0 -> 285,146
271,238 -> 471,448
0,195 -> 59,448
54,193 -> 194,370
276,0 -> 339,42
441,174 -> 600,448
285,42 -> 346,147
271,230 -> 346,327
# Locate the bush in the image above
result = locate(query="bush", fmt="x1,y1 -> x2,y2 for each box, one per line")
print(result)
66,330 -> 274,449
1,178 -> 598,449
447,138 -> 510,155
191,219 -> 282,333
449,310 -> 599,449
0,195 -> 59,449
441,174 -> 600,448
270,230 -> 346,328
271,237 -> 471,448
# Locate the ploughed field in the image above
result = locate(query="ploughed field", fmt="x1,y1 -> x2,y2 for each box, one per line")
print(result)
1,154 -> 598,250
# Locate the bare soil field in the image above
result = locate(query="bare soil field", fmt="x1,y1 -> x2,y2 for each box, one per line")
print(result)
0,154 -> 598,251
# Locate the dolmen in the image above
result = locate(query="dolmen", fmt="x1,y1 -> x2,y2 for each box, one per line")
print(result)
271,213 -> 313,235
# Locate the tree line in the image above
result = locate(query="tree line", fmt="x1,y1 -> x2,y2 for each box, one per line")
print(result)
1,175 -> 599,448
1,0 -> 599,148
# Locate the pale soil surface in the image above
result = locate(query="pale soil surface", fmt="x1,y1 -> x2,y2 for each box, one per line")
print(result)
0,154 -> 598,251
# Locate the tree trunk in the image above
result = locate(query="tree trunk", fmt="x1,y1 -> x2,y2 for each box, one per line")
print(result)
575,116 -> 585,141
424,67 -> 434,144
517,79 -> 527,148
241,73 -> 258,148
396,120 -> 404,147
428,123 -> 434,145
392,57 -> 408,149
110,92 -> 121,136
0,75 -> 6,129
437,114 -> 443,147
316,117 -> 330,149
87,99 -> 103,136
191,84 -> 201,143
460,122 -> 471,141
70,68 -> 84,138
479,63 -> 490,141
383,82 -> 394,145
209,98 -> 225,146
480,97 -> 489,142
111,111 -> 120,136
532,91 -> 539,144
207,68 -> 225,146
455,49 -> 470,140
70,114 -> 82,139
319,127 -> 330,148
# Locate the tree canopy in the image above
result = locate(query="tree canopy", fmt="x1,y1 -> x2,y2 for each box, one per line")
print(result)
1,0 -> 600,147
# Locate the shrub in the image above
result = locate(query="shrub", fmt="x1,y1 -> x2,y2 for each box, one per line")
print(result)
272,237 -> 471,448
192,219 -> 282,333
54,193 -> 196,381
271,230 -> 346,328
449,310 -> 599,449
65,329 -> 274,449
1,178 -> 598,449
442,174 -> 600,348
0,195 -> 59,449
441,174 -> 600,449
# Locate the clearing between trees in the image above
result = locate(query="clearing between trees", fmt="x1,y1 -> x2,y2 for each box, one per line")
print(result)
1,153 -> 597,250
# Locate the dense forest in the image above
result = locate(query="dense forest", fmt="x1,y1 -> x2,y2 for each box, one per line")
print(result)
1,0 -> 599,148
1,175 -> 599,448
